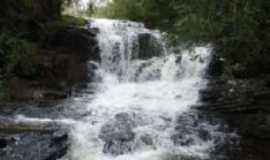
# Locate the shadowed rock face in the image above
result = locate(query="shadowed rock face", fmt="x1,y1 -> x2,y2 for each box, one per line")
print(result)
196,54 -> 270,160
133,33 -> 164,60
5,26 -> 100,102
207,54 -> 223,78
0,138 -> 7,149
47,27 -> 100,62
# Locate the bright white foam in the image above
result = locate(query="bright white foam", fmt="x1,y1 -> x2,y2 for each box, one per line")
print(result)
68,19 -> 216,160
6,18 -> 235,160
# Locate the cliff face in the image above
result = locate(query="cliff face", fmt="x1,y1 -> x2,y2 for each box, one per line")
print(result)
0,1 -> 100,102
6,26 -> 100,102
196,53 -> 270,160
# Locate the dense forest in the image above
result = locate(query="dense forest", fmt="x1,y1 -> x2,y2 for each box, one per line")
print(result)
95,0 -> 270,77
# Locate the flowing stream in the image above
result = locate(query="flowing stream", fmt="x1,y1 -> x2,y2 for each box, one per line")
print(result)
64,19 -> 233,160
11,19 -> 236,160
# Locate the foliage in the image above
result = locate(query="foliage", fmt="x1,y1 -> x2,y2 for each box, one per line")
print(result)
0,33 -> 40,79
62,15 -> 87,26
95,0 -> 270,67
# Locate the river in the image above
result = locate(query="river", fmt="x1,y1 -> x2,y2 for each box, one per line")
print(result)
1,19 -> 238,160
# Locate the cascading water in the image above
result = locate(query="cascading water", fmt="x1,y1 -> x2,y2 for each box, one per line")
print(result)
64,19 -> 234,160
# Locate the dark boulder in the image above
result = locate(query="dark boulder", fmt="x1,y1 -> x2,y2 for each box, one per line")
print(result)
0,130 -> 69,160
207,54 -> 223,77
99,113 -> 135,142
99,113 -> 135,155
198,128 -> 211,141
0,138 -> 7,149
140,134 -> 153,146
133,33 -> 164,60
103,141 -> 133,155
47,26 -> 100,62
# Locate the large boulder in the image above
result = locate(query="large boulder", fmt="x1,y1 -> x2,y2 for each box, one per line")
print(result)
207,54 -> 224,77
133,33 -> 164,60
47,26 -> 100,62
3,26 -> 101,102
99,113 -> 135,155
0,138 -> 7,149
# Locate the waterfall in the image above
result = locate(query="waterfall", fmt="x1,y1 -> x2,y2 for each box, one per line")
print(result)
65,19 -> 231,160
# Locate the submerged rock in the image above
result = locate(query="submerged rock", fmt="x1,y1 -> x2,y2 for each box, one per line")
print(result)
99,112 -> 135,155
140,134 -> 153,146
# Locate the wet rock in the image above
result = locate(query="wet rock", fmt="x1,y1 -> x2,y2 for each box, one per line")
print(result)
103,141 -> 133,155
46,131 -> 69,160
99,113 -> 135,155
163,153 -> 201,160
199,89 -> 223,102
134,33 -> 164,60
140,134 -> 153,146
50,131 -> 68,146
175,55 -> 182,64
0,138 -> 8,148
87,61 -> 100,82
172,113 -> 198,146
99,113 -> 135,142
171,134 -> 194,146
3,25 -> 101,102
207,54 -> 223,77
232,63 -> 249,79
88,27 -> 100,35
198,129 -> 211,141
42,90 -> 68,100
47,26 -> 100,62
0,130 -> 69,160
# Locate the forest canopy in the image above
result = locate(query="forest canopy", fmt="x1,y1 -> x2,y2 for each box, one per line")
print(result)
94,0 -> 270,68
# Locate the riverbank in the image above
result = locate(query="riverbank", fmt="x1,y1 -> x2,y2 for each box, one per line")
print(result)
195,56 -> 270,160
0,1 -> 101,102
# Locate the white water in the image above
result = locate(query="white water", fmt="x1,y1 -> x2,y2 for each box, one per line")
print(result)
63,19 -> 227,160
11,18 -> 234,160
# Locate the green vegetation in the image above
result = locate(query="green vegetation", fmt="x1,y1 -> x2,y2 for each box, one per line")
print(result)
0,0 -> 87,101
0,33 -> 39,79
95,0 -> 270,75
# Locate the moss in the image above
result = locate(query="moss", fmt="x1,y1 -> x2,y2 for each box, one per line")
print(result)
61,15 -> 87,26
0,80 -> 9,101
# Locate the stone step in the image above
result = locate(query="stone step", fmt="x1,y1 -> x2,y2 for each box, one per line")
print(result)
0,116 -> 60,134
